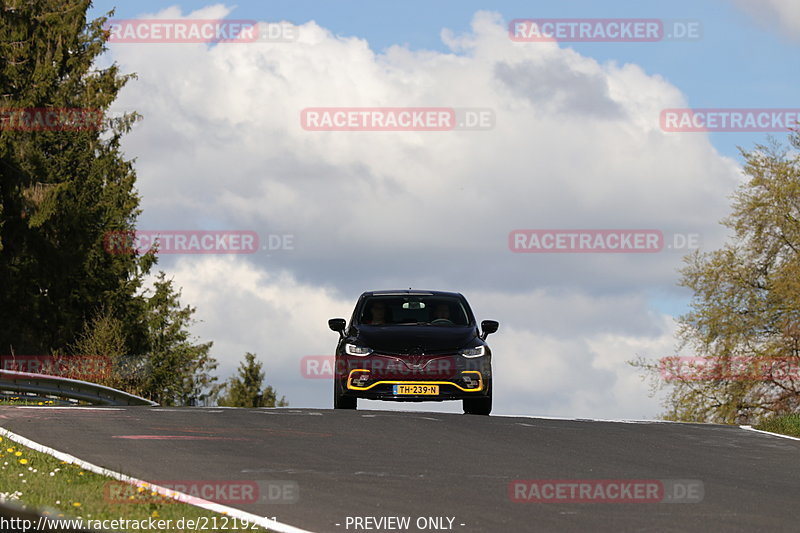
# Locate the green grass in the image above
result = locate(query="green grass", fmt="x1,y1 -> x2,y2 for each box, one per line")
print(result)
754,414 -> 800,438
0,434 -> 271,532
0,398 -> 63,406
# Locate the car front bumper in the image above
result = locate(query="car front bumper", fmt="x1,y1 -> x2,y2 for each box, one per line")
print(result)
336,353 -> 491,401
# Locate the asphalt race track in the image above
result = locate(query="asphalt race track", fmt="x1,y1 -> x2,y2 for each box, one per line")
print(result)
1,406 -> 799,532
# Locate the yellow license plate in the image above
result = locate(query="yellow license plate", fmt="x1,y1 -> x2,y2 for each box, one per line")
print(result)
393,384 -> 439,395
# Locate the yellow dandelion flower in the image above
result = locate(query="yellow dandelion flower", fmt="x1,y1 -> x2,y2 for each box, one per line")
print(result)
151,511 -> 160,518
78,472 -> 84,476
19,459 -> 28,465
14,451 -> 22,457
72,502 -> 81,508
6,448 -> 14,453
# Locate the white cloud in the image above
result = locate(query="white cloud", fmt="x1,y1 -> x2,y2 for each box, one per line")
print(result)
729,0 -> 800,38
109,8 -> 743,418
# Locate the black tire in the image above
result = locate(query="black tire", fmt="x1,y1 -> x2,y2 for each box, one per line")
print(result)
333,379 -> 357,410
463,386 -> 491,415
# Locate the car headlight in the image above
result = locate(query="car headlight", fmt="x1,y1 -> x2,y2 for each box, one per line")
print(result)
345,343 -> 373,356
459,346 -> 485,358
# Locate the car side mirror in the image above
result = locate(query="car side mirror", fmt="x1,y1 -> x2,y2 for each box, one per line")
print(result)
329,318 -> 347,337
481,320 -> 499,339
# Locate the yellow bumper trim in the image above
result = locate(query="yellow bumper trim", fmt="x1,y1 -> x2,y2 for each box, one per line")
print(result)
346,369 -> 484,392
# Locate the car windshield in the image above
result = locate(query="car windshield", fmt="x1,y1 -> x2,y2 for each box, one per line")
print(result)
359,296 -> 470,326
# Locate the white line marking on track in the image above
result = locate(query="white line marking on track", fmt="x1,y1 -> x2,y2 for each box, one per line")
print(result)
739,425 -> 800,441
0,427 -> 315,533
341,408 -> 675,423
497,413 -> 690,424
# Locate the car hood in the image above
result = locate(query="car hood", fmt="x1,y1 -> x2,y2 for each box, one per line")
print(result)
353,325 -> 478,355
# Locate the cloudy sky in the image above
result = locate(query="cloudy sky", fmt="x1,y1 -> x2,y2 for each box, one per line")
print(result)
89,0 -> 799,418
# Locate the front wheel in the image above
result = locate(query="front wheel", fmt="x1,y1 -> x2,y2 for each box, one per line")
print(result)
333,379 -> 357,410
463,386 -> 491,415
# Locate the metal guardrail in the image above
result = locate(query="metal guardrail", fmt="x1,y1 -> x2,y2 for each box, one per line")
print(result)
0,370 -> 157,406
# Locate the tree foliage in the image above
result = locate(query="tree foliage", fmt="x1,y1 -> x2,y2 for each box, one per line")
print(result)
218,352 -> 287,408
0,0 -> 151,355
0,1 -> 251,406
135,273 -> 220,405
635,132 -> 800,424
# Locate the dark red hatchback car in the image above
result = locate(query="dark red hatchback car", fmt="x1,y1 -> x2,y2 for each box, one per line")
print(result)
328,290 -> 498,415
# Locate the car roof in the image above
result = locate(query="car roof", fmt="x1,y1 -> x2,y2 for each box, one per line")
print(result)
360,290 -> 464,299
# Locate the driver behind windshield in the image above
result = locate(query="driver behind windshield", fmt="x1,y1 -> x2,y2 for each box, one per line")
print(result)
363,301 -> 389,324
431,303 -> 451,321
